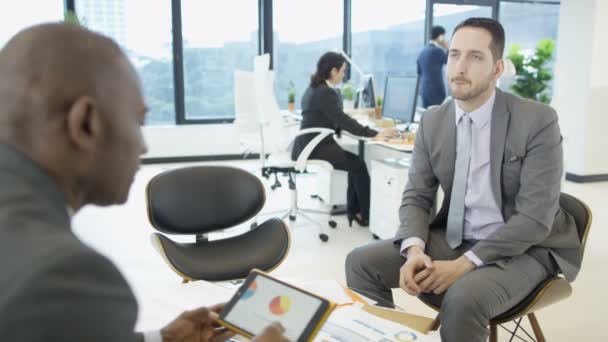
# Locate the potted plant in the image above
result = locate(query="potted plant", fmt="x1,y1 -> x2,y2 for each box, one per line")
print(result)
64,9 -> 81,26
287,81 -> 296,112
507,38 -> 555,104
341,82 -> 355,109
375,96 -> 383,119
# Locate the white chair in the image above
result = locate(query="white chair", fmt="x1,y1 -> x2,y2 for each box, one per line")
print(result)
234,69 -> 293,167
261,128 -> 342,242
235,54 -> 346,242
236,70 -> 347,215
234,70 -> 260,159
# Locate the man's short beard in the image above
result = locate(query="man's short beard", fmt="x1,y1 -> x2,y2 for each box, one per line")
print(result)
450,79 -> 494,101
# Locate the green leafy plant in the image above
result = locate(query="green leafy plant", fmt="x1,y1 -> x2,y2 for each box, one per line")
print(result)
507,38 -> 555,104
64,9 -> 81,26
376,96 -> 383,107
287,80 -> 296,103
341,82 -> 354,101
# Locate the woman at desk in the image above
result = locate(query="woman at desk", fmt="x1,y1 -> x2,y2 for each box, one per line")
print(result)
291,52 -> 396,227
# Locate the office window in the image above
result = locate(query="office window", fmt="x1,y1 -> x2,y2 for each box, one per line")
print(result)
499,1 -> 559,51
351,0 -> 426,97
181,0 -> 258,121
274,1 -> 343,110
431,4 -> 493,39
76,0 -> 175,126
500,1 -> 560,95
0,1 -> 63,48
500,2 -> 560,56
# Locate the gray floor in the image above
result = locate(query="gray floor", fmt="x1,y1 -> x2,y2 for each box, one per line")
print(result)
72,160 -> 608,341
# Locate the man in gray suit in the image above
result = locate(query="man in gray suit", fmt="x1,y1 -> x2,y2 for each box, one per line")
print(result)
0,24 -> 286,342
346,18 -> 581,342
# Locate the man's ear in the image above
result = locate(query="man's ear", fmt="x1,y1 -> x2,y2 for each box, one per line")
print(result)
65,96 -> 103,151
494,59 -> 505,81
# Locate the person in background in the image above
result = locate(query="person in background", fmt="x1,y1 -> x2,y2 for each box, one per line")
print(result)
0,23 -> 287,342
291,52 -> 397,227
417,25 -> 449,108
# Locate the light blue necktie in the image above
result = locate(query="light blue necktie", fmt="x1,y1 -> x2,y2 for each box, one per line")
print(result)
446,113 -> 472,249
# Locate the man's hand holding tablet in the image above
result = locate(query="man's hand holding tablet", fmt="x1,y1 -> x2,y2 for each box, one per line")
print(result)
218,270 -> 335,342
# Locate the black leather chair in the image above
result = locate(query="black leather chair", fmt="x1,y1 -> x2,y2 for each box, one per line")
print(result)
146,166 -> 291,282
423,192 -> 592,342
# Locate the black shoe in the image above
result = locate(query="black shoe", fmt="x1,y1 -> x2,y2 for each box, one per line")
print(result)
347,213 -> 369,227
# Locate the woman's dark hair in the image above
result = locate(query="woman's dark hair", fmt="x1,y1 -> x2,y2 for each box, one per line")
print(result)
310,51 -> 346,87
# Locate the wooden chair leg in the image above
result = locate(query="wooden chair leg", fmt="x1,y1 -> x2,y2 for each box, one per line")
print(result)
430,314 -> 441,331
489,323 -> 497,342
528,313 -> 546,342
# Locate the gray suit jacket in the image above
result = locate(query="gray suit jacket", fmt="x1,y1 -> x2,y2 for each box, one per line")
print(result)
396,89 -> 582,281
0,144 -> 143,341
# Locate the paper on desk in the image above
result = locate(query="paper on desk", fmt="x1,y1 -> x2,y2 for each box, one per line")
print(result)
314,306 -> 440,342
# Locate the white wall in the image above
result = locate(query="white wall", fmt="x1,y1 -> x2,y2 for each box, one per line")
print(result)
142,124 -> 243,158
584,0 -> 608,174
591,0 -> 608,88
553,0 -> 608,177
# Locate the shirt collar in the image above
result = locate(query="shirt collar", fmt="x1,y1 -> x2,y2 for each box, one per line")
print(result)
455,89 -> 496,128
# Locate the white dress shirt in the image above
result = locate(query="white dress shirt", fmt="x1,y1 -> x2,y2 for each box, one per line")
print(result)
401,91 -> 504,266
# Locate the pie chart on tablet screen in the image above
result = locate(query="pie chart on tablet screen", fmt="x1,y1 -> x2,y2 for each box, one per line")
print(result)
269,296 -> 292,315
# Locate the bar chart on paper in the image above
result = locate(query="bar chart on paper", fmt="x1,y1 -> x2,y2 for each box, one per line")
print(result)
314,306 -> 440,342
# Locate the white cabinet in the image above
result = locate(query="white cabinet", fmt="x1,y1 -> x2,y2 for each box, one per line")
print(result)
370,158 -> 411,239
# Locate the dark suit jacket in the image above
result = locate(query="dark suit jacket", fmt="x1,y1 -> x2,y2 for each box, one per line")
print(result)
291,83 -> 377,161
395,90 -> 581,281
0,144 -> 142,341
417,44 -> 448,108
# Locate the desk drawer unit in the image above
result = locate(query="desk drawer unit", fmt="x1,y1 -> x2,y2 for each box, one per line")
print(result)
370,158 -> 411,239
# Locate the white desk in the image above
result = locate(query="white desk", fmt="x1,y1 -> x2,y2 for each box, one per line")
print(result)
346,114 -> 414,159
369,140 -> 413,153
369,158 -> 411,239
136,280 -> 235,331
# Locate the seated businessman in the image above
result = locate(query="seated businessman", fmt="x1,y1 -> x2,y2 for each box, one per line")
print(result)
345,18 -> 581,342
0,24 -> 287,342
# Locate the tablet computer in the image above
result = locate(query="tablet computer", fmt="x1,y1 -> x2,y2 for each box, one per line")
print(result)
218,269 -> 335,342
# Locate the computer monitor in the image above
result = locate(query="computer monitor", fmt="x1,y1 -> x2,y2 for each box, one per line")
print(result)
354,74 -> 376,109
382,75 -> 419,124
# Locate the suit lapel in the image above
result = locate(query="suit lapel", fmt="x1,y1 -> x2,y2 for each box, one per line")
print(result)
490,89 -> 510,208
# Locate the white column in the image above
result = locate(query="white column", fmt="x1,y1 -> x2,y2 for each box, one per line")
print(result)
553,0 -> 608,181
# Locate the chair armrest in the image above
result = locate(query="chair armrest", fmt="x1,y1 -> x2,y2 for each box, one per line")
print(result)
292,128 -> 335,171
284,127 -> 335,152
296,127 -> 335,137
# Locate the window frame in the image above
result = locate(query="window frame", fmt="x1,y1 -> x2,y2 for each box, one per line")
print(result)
69,0 -> 560,125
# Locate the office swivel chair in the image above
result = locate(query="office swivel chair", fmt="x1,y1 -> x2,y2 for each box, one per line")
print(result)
236,54 -> 345,242
261,128 -> 342,242
146,166 -> 291,282
422,192 -> 592,342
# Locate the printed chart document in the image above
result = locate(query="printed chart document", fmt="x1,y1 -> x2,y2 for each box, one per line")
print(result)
314,306 -> 440,342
